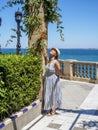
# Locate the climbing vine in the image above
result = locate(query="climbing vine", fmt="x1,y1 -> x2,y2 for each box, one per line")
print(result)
23,0 -> 64,40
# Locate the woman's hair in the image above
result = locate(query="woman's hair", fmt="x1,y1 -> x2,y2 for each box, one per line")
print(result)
55,55 -> 58,59
52,48 -> 59,59
49,48 -> 59,60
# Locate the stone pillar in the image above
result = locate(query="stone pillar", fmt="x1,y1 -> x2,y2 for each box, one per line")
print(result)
63,60 -> 77,80
63,60 -> 72,80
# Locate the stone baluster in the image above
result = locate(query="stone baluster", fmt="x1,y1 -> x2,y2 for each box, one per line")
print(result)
93,64 -> 96,80
95,63 -> 98,83
73,63 -> 76,77
76,64 -> 78,77
82,64 -> 84,78
60,60 -> 65,76
89,64 -> 92,79
78,64 -> 81,77
86,64 -> 89,78
84,64 -> 86,78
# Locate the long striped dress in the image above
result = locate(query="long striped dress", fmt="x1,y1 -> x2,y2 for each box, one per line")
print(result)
44,59 -> 62,111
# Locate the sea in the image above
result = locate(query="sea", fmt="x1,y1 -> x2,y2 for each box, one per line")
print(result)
0,48 -> 98,62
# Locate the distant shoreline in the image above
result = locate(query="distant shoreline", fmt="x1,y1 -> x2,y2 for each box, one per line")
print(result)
1,48 -> 98,50
48,48 -> 98,50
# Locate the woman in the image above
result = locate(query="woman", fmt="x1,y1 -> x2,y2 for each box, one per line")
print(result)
43,48 -> 62,115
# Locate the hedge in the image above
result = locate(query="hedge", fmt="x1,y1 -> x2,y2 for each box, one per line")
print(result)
0,54 -> 42,121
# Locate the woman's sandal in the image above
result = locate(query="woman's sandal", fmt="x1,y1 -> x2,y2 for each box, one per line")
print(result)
51,109 -> 56,115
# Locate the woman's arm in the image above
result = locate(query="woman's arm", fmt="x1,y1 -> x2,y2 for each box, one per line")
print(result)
42,48 -> 48,65
55,61 -> 62,77
44,55 -> 48,65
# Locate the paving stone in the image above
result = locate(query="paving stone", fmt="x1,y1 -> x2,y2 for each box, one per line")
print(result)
73,127 -> 87,130
47,123 -> 62,129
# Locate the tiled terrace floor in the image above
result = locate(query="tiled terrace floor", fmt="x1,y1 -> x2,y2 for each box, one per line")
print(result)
23,79 -> 98,130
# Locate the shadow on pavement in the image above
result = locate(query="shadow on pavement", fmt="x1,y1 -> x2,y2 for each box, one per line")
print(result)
57,108 -> 98,130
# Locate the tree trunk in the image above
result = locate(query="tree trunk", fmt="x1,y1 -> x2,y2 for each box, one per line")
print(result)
28,1 -> 48,109
28,2 -> 48,48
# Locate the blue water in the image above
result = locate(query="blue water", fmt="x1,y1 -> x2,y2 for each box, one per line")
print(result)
1,48 -> 27,55
58,49 -> 98,62
1,48 -> 98,62
48,49 -> 98,62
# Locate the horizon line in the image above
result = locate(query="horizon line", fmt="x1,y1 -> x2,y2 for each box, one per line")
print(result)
1,47 -> 98,50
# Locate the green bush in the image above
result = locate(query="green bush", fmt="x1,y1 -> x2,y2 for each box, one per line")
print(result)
0,54 -> 42,121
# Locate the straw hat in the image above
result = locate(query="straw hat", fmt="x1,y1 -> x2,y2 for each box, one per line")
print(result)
51,48 -> 60,57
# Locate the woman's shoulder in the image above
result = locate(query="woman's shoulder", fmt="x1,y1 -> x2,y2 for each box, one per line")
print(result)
53,59 -> 60,66
47,59 -> 59,65
54,59 -> 59,63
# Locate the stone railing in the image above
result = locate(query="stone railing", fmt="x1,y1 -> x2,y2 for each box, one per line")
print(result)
59,60 -> 98,84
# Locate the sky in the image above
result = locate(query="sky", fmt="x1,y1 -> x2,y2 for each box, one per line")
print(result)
0,0 -> 98,49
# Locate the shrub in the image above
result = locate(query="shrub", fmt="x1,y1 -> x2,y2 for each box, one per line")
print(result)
0,54 -> 42,121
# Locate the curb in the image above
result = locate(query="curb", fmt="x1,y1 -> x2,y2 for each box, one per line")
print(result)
0,99 -> 42,130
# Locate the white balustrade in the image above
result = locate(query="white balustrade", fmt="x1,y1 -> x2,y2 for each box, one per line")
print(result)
59,60 -> 98,84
